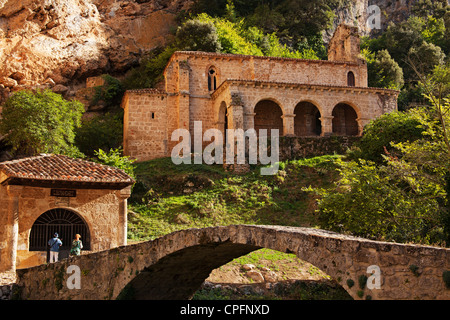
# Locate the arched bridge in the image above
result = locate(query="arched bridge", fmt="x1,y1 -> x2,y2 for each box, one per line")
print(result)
14,225 -> 450,300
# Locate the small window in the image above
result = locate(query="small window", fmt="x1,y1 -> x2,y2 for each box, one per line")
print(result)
151,112 -> 155,119
347,71 -> 355,87
208,68 -> 217,91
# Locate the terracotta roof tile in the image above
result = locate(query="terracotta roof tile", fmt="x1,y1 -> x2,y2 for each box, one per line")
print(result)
0,154 -> 134,185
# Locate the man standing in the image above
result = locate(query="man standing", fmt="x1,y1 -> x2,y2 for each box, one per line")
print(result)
48,233 -> 62,263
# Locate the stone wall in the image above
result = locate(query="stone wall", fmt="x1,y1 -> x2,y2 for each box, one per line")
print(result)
123,52 -> 397,163
14,225 -> 450,300
122,89 -> 169,161
278,136 -> 361,161
166,51 -> 369,98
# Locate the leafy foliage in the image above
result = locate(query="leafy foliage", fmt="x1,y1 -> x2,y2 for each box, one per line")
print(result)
362,49 -> 404,90
307,158 -> 446,244
175,19 -> 222,52
122,46 -> 177,90
91,75 -> 125,109
362,0 -> 449,108
123,11 -> 319,89
75,111 -> 124,157
308,65 -> 450,246
94,147 -> 136,180
350,109 -> 427,163
190,0 -> 337,58
0,89 -> 84,157
193,13 -> 317,58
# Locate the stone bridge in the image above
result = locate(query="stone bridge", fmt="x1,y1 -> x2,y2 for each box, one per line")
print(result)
14,225 -> 450,300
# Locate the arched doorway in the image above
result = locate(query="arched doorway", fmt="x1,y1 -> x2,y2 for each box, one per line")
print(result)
294,101 -> 322,136
332,103 -> 359,136
29,208 -> 91,259
254,100 -> 283,136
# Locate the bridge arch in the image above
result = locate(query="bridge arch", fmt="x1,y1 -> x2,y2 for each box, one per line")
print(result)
15,225 -> 450,300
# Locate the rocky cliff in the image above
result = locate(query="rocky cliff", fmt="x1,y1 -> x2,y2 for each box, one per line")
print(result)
0,0 -> 417,102
327,0 -> 418,39
0,0 -> 191,102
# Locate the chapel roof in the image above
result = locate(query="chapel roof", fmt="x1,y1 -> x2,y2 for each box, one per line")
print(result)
0,154 -> 135,189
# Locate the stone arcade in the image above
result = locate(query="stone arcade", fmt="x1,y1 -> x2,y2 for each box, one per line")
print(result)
0,154 -> 134,272
121,24 -> 399,162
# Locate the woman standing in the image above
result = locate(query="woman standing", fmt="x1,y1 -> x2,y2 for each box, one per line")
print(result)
70,234 -> 83,256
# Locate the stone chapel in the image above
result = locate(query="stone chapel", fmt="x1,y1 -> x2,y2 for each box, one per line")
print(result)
0,154 -> 134,272
121,24 -> 399,162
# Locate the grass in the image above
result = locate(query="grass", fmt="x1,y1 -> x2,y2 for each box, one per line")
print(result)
127,154 -> 342,241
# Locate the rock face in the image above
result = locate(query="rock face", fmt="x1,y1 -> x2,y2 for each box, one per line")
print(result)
0,0 -> 191,101
326,0 -> 420,40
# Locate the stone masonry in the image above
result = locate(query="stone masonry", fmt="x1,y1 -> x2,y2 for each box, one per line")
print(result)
121,24 -> 399,163
14,225 -> 450,300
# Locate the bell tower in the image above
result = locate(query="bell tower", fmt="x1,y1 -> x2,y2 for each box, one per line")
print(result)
328,24 -> 362,64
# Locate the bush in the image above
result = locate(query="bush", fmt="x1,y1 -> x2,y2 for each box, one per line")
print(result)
364,49 -> 405,90
94,148 -> 136,180
0,89 -> 84,157
122,46 -> 177,90
75,111 -> 123,156
350,109 -> 427,163
91,75 -> 125,108
308,159 -> 445,244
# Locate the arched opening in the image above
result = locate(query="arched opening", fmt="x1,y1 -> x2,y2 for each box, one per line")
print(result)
294,102 -> 322,136
332,103 -> 359,136
29,208 -> 91,254
208,67 -> 217,91
116,244 -> 352,300
347,71 -> 355,87
197,249 -> 353,300
253,100 -> 283,137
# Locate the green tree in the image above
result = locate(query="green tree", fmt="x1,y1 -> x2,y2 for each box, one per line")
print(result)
0,89 -> 84,157
122,46 -> 177,89
364,49 -> 405,90
407,41 -> 446,80
308,158 -> 445,244
75,111 -> 123,157
413,0 -> 449,20
175,19 -> 222,52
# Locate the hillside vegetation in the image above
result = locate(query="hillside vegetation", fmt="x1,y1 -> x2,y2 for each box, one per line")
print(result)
127,155 -> 340,241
